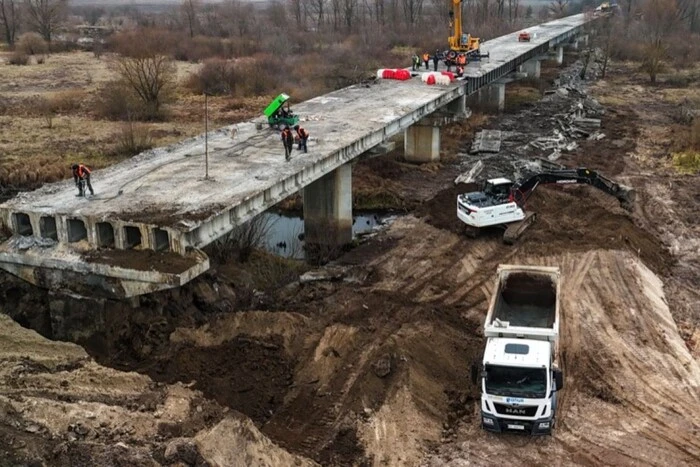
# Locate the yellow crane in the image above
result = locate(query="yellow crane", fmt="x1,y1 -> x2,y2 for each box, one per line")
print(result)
448,0 -> 480,55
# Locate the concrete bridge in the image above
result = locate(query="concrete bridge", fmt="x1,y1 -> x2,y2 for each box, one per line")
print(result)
0,14 -> 595,298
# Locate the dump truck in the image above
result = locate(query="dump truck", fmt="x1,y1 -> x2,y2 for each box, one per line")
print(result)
471,265 -> 563,435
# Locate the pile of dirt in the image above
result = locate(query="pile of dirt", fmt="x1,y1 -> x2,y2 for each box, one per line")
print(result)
522,186 -> 673,274
137,336 -> 295,425
415,182 -> 478,234
0,314 -> 315,467
414,179 -> 672,276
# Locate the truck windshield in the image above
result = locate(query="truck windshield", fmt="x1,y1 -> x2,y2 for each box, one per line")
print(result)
484,365 -> 547,398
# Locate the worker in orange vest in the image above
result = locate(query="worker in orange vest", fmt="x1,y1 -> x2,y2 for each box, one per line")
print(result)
422,53 -> 430,70
71,163 -> 95,196
294,125 -> 309,153
457,54 -> 467,66
281,126 -> 294,161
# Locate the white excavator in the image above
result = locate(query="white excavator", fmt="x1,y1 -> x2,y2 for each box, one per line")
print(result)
456,167 -> 635,243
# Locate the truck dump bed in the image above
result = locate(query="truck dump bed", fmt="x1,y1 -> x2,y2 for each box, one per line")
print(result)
484,265 -> 560,341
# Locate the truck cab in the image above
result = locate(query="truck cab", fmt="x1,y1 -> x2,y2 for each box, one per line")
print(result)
473,265 -> 564,435
477,338 -> 563,434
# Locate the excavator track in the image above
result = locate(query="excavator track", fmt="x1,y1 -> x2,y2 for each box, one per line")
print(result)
503,212 -> 536,244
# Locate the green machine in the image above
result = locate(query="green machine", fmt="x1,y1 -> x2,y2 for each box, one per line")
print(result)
264,93 -> 299,129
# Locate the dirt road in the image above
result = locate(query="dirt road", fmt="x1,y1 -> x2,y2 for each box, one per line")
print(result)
1,59 -> 698,466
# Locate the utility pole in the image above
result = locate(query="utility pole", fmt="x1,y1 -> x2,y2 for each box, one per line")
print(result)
204,92 -> 209,180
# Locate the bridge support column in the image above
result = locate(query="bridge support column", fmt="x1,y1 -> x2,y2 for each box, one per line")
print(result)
520,58 -> 541,79
447,94 -> 469,118
303,163 -> 352,251
468,82 -> 505,113
554,46 -> 564,65
404,124 -> 440,163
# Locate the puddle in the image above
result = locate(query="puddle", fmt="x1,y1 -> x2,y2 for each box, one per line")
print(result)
260,211 -> 392,259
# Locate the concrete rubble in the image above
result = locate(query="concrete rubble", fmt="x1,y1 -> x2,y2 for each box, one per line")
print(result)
470,130 -> 502,154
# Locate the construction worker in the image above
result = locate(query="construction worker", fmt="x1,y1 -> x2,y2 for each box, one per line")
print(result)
281,125 -> 294,161
294,124 -> 309,153
422,52 -> 430,70
71,163 -> 95,196
432,51 -> 439,71
457,53 -> 467,67
411,53 -> 419,71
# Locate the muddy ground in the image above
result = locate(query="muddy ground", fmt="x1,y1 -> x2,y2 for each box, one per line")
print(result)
1,55 -> 699,466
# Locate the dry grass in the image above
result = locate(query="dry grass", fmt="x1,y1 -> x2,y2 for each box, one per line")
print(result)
0,51 -> 257,188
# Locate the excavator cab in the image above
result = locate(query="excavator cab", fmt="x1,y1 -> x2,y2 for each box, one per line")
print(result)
483,178 -> 514,202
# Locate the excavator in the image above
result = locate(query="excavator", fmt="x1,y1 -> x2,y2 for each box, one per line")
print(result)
456,167 -> 635,244
446,0 -> 489,62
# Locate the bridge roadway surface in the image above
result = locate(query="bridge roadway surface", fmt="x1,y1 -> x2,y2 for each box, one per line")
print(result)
0,14 -> 591,297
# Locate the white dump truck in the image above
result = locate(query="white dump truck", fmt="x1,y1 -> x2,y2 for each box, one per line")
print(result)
471,264 -> 563,435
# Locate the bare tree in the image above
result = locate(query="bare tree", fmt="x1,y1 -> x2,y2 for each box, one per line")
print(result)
343,0 -> 357,29
112,31 -> 176,118
677,0 -> 699,32
402,0 -> 423,25
0,0 -> 20,47
507,0 -> 519,22
306,0 -> 326,30
548,0 -> 569,18
290,0 -> 304,29
180,0 -> 200,38
641,0 -> 680,84
23,0 -> 66,44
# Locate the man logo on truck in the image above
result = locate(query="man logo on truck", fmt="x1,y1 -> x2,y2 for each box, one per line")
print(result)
504,407 -> 528,415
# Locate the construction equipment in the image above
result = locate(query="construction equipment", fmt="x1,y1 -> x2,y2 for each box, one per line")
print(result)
456,167 -> 636,244
446,0 -> 489,62
472,265 -> 563,435
263,93 -> 299,130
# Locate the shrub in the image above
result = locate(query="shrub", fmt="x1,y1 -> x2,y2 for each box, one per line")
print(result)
36,97 -> 56,129
234,59 -> 281,97
186,59 -> 236,95
94,80 -> 145,121
50,90 -> 85,114
112,121 -> 153,157
671,152 -> 700,174
8,52 -> 29,65
17,32 -> 48,56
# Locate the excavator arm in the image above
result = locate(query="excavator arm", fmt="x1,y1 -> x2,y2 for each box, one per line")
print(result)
511,168 -> 636,210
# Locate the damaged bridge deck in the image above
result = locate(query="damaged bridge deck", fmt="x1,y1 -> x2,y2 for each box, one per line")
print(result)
0,14 -> 593,298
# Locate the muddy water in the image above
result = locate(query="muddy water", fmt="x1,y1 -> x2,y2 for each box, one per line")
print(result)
261,211 -> 391,259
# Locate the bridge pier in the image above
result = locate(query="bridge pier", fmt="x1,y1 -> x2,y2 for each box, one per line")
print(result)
520,58 -> 541,79
303,164 -> 353,250
554,46 -> 564,65
467,82 -> 505,113
404,123 -> 440,163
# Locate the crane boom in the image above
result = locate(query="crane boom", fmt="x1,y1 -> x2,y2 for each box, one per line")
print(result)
448,0 -> 480,55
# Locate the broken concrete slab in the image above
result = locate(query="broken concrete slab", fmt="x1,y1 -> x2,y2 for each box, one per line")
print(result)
470,130 -> 502,154
455,160 -> 485,185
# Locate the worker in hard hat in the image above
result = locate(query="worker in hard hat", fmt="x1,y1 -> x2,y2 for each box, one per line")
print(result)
294,125 -> 309,153
71,163 -> 95,196
411,53 -> 420,71
281,125 -> 294,161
